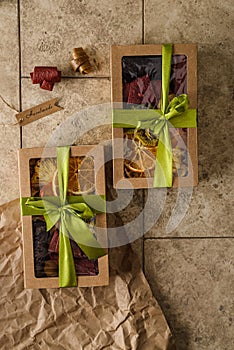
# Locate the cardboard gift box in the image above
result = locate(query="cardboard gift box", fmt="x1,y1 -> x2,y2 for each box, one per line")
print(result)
111,44 -> 198,189
18,145 -> 109,288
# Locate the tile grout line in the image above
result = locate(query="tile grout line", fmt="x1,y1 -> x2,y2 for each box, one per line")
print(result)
142,0 -> 145,44
145,236 -> 234,240
142,190 -> 145,272
17,0 -> 22,148
21,76 -> 110,80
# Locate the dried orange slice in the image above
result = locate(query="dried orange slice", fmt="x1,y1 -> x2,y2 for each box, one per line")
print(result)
30,158 -> 57,196
31,158 -> 57,186
52,156 -> 95,196
124,130 -> 157,178
78,156 -> 95,194
124,127 -> 188,179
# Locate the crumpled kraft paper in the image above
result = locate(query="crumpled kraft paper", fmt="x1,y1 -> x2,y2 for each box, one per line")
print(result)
0,199 -> 176,350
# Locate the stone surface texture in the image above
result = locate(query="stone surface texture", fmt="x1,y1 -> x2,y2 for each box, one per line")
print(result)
145,239 -> 234,350
21,78 -> 111,147
144,0 -> 234,238
20,0 -> 142,77
0,0 -> 20,205
0,0 -> 233,349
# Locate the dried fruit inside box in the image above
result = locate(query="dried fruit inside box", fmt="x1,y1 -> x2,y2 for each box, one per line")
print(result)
122,55 -> 188,179
29,155 -> 99,278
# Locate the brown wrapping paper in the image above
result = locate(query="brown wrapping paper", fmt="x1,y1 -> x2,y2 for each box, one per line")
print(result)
0,199 -> 176,350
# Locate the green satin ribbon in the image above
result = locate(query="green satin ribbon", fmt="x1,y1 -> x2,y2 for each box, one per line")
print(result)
113,43 -> 197,187
21,146 -> 106,288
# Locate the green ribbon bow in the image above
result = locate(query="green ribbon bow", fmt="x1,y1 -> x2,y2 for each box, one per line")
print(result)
113,43 -> 197,187
21,146 -> 106,288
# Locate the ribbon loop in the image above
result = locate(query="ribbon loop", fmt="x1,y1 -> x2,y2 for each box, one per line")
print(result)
165,94 -> 190,119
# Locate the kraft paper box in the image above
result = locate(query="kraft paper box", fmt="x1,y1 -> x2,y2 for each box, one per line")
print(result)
111,44 -> 198,189
18,145 -> 109,289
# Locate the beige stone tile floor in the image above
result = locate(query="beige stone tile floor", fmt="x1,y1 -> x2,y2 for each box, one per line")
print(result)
20,0 -> 142,77
0,0 -> 233,349
145,239 -> 234,350
0,0 -> 20,204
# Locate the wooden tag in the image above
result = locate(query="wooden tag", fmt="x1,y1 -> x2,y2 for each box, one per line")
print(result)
15,98 -> 63,126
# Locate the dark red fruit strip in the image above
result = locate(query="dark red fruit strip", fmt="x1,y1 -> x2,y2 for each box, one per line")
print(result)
40,80 -> 54,91
30,66 -> 61,91
127,75 -> 151,104
49,229 -> 84,258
